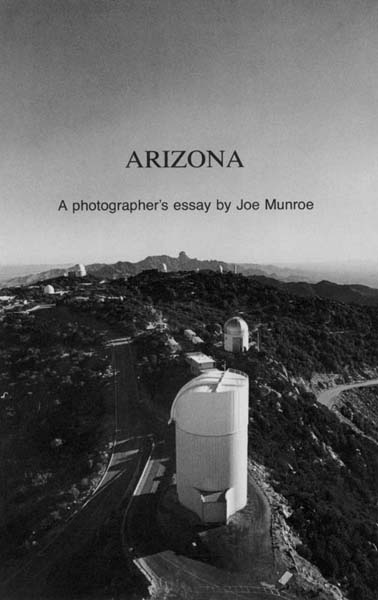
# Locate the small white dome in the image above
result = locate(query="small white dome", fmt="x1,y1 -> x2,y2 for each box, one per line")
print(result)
224,316 -> 248,335
44,284 -> 54,294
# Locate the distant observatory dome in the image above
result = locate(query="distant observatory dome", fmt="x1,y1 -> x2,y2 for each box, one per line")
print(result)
224,317 -> 249,352
170,368 -> 249,523
43,284 -> 54,295
218,265 -> 223,274
68,264 -> 87,278
161,262 -> 168,273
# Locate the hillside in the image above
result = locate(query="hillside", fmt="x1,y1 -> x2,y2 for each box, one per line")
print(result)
5,252 -> 378,307
0,305 -> 115,570
125,271 -> 378,600
2,270 -> 378,599
338,386 -> 378,442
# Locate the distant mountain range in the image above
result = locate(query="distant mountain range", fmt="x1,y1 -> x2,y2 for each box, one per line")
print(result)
0,264 -> 71,284
3,251 -> 378,306
0,252 -> 282,287
252,275 -> 378,306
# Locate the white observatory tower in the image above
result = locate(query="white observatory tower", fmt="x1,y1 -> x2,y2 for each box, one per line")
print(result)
218,264 -> 223,274
170,368 -> 249,523
161,262 -> 168,273
77,264 -> 86,277
43,284 -> 54,295
224,317 -> 249,353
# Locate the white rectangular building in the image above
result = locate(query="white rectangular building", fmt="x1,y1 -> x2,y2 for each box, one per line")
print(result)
185,352 -> 215,374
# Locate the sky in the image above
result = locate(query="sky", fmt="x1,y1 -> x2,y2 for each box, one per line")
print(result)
1,0 -> 378,266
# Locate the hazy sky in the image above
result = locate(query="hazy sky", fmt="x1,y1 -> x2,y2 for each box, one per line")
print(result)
1,0 -> 378,265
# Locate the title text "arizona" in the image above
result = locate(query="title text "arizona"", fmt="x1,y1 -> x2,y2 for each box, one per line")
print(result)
125,150 -> 244,168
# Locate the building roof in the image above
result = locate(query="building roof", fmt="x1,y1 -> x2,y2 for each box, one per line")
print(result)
224,316 -> 248,335
278,572 -> 293,586
185,352 -> 214,365
170,368 -> 248,424
200,490 -> 227,503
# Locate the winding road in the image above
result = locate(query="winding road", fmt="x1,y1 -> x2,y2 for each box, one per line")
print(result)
0,340 -> 150,600
317,378 -> 378,408
4,342 -> 361,599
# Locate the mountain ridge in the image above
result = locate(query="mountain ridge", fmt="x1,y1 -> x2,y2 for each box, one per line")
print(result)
4,251 -> 378,306
0,251 -> 276,287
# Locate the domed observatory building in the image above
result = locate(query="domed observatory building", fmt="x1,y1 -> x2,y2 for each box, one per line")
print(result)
69,264 -> 87,278
169,369 -> 249,524
224,317 -> 249,353
43,284 -> 54,295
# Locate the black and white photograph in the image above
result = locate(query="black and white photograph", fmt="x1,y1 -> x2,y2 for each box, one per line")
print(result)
1,1 -> 378,599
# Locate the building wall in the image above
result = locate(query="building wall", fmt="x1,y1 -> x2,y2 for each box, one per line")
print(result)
224,331 -> 248,352
189,360 -> 214,374
186,356 -> 215,374
175,425 -> 248,519
173,380 -> 249,523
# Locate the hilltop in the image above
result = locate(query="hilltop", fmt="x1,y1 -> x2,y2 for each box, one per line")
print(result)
4,252 -> 378,308
1,270 -> 378,599
0,252 -> 264,287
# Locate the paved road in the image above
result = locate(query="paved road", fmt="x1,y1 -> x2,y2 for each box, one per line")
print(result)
1,341 -> 150,600
127,447 -> 294,600
317,378 -> 378,408
137,552 -> 293,600
317,377 -> 378,447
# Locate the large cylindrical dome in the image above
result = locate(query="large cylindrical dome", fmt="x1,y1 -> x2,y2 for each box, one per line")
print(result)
170,369 -> 249,523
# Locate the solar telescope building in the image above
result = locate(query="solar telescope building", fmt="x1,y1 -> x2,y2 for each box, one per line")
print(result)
77,264 -> 86,277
